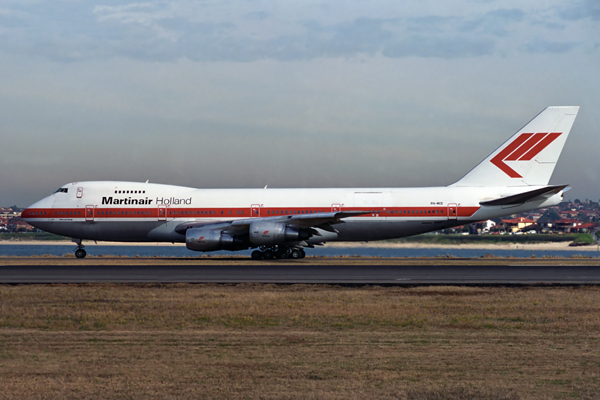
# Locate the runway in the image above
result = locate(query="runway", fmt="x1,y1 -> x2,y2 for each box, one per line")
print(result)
1,261 -> 600,284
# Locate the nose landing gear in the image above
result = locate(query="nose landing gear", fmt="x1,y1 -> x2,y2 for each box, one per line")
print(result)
72,239 -> 87,258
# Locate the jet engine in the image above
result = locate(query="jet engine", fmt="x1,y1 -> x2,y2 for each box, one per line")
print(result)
186,228 -> 248,252
249,221 -> 311,245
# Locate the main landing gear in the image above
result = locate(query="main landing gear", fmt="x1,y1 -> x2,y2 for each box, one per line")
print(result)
251,246 -> 306,260
72,238 -> 87,259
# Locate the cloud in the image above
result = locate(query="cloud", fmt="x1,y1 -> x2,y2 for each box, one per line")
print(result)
0,1 -> 588,63
460,8 -> 525,37
246,11 -> 269,21
523,38 -> 578,54
89,13 -> 502,61
383,36 -> 495,59
559,0 -> 600,21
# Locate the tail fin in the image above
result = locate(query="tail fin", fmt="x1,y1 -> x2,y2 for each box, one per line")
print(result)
451,106 -> 579,187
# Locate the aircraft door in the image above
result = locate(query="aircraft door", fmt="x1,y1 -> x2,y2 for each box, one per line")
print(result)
447,204 -> 458,220
158,206 -> 167,221
331,204 -> 342,212
85,205 -> 94,222
251,204 -> 261,217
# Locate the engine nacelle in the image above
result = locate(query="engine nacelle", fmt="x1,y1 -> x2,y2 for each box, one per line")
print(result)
186,228 -> 248,252
249,221 -> 310,245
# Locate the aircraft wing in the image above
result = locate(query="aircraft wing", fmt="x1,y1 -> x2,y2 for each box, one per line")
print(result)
174,210 -> 370,235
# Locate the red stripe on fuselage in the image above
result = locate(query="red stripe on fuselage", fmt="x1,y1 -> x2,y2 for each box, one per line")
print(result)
22,206 -> 481,220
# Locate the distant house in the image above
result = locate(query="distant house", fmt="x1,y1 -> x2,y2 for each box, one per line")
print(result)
7,220 -> 34,232
559,210 -> 580,219
482,220 -> 496,233
576,223 -> 598,233
553,219 -> 598,233
500,217 -> 536,233
528,212 -> 543,221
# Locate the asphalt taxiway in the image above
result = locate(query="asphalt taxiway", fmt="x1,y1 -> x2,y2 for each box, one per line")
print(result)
1,257 -> 599,284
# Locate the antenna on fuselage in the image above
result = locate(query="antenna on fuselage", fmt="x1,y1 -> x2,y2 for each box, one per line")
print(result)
145,180 -> 149,183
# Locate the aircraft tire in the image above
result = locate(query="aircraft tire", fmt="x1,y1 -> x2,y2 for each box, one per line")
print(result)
251,250 -> 263,260
263,250 -> 274,259
75,249 -> 87,259
290,249 -> 302,259
299,249 -> 306,258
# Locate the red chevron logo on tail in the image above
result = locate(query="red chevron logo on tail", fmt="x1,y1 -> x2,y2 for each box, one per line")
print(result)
490,132 -> 562,178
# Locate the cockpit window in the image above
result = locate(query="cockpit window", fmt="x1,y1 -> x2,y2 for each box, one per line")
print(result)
54,188 -> 68,193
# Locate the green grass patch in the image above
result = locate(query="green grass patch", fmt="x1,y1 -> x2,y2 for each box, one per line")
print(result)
390,233 -> 584,245
0,232 -> 69,241
571,233 -> 595,245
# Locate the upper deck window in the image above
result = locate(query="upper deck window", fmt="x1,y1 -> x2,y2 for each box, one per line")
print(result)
54,188 -> 68,193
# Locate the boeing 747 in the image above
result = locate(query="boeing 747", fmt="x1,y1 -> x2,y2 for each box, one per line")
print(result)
22,106 -> 579,259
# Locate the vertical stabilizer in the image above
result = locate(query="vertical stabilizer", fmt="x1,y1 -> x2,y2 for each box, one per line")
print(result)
451,106 -> 579,187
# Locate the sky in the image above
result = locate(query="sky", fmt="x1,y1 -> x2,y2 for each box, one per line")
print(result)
1,0 -> 599,207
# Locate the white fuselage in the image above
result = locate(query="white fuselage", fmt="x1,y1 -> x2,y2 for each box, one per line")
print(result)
22,181 -> 562,246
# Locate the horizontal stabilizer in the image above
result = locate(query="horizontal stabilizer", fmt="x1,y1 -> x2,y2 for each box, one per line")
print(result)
479,185 -> 568,206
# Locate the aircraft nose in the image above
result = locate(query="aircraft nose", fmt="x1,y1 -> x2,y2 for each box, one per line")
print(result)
29,196 -> 54,209
22,196 -> 55,218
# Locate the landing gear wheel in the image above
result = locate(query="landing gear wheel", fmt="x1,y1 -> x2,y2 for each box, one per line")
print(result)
299,249 -> 306,259
277,246 -> 290,259
290,249 -> 302,259
251,250 -> 264,260
263,250 -> 274,260
72,238 -> 86,259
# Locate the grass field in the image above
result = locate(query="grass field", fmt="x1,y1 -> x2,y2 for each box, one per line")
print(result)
1,284 -> 600,399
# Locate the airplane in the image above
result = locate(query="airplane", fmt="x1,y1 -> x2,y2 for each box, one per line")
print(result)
22,106 -> 579,260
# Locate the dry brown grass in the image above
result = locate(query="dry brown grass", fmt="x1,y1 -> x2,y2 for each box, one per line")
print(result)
1,284 -> 600,399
